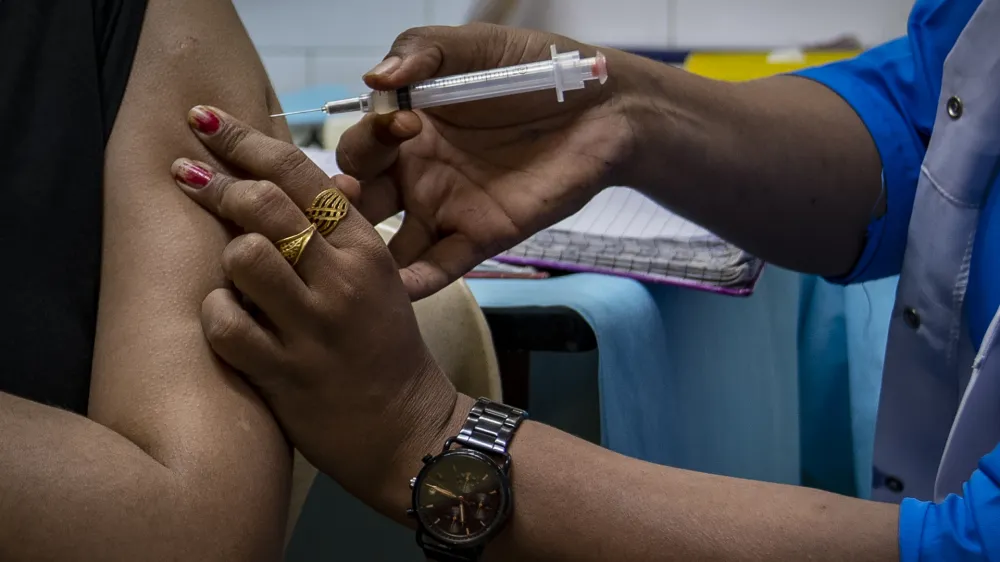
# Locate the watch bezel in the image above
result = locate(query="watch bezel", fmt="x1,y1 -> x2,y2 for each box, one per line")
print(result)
411,445 -> 513,548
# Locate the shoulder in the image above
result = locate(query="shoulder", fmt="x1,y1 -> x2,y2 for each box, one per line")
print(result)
0,0 -> 150,413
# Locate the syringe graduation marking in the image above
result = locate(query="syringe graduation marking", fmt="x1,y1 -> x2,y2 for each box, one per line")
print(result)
409,61 -> 552,92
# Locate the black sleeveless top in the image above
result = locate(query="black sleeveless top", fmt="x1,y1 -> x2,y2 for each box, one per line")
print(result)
0,0 -> 148,414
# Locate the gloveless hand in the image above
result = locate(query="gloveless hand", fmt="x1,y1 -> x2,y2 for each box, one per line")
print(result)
337,23 -> 637,300
172,106 -> 459,510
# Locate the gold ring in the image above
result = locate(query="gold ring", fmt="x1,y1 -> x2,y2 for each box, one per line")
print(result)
306,188 -> 350,236
275,224 -> 317,267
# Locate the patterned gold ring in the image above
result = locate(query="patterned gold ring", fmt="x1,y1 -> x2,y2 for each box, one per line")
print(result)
275,224 -> 317,267
306,188 -> 350,237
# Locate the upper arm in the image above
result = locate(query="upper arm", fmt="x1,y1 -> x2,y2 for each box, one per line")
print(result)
899,443 -> 1000,561
792,0 -> 979,284
90,0 -> 291,557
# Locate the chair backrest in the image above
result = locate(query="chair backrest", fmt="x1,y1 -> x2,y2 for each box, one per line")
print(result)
284,223 -> 502,544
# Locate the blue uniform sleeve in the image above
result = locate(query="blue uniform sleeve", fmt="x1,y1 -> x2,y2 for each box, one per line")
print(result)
791,0 -> 980,284
900,443 -> 1000,561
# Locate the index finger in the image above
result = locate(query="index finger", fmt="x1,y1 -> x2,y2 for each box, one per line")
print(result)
187,105 -> 355,206
335,111 -> 422,181
400,234 -> 487,301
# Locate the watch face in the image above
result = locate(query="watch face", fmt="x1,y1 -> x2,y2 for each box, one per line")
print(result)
415,449 -> 509,545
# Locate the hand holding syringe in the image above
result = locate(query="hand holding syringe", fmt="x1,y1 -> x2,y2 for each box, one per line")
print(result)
271,45 -> 608,118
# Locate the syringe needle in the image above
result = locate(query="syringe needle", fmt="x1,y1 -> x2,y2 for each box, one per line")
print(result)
270,107 -> 326,118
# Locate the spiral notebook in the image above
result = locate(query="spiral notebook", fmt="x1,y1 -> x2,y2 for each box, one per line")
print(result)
493,187 -> 764,296
301,148 -> 762,296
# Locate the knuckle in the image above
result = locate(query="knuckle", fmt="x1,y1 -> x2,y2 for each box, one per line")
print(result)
218,124 -> 252,157
270,144 -> 312,180
203,307 -> 245,347
218,181 -> 248,218
392,26 -> 447,69
301,289 -> 327,317
393,26 -> 429,49
338,277 -> 366,306
202,287 -> 230,311
223,233 -> 273,273
303,292 -> 337,331
242,181 -> 286,222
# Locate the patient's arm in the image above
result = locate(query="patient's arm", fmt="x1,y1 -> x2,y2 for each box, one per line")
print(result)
0,1 -> 292,560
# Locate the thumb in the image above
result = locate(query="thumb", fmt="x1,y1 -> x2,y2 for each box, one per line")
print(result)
362,23 -> 510,91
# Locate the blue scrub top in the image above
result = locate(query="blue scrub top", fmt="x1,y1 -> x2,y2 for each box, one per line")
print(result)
793,0 -> 1000,559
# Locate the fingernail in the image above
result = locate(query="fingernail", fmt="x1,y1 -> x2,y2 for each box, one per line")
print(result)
189,106 -> 221,135
173,159 -> 213,188
364,56 -> 401,78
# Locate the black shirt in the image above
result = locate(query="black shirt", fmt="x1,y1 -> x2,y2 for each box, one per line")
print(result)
0,0 -> 148,414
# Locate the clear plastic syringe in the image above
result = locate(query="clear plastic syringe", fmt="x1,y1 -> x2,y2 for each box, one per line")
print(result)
271,45 -> 608,118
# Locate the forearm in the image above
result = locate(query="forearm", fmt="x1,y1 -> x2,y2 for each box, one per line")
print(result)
0,392 -> 222,560
389,394 -> 898,562
611,51 -> 883,277
0,0 -> 297,558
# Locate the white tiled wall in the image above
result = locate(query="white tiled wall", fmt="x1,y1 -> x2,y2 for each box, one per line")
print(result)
234,0 -> 915,95
672,0 -> 915,48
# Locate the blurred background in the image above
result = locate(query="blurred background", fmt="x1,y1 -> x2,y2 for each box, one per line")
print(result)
228,2 -> 913,560
233,0 -> 913,96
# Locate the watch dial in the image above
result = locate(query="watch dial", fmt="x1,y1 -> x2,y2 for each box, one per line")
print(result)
416,452 -> 505,542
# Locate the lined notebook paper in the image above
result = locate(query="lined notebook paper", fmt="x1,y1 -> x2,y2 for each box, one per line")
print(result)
552,187 -> 717,241
302,148 -> 762,295
495,187 -> 764,295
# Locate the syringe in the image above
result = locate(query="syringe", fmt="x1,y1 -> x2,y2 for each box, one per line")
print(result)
271,45 -> 608,119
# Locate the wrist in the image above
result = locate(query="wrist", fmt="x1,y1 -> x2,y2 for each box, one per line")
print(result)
398,389 -> 475,471
377,375 -> 475,525
585,47 -> 646,191
608,50 -> 674,190
605,49 -> 732,193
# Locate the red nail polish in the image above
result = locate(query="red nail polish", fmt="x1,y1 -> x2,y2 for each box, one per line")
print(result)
189,107 -> 221,135
177,162 -> 213,188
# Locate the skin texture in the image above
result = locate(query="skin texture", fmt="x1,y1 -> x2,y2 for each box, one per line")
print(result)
0,1 -> 291,560
336,24 -> 883,300
176,106 -> 899,561
172,107 -> 458,518
447,396 -> 899,562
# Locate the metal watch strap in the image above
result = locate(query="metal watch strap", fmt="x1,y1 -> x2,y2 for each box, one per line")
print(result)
421,539 -> 482,562
455,398 -> 528,457
416,399 -> 527,562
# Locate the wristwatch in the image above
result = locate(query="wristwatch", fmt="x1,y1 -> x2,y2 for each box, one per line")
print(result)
407,398 -> 528,561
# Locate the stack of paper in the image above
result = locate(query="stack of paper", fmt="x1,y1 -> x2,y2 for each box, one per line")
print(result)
495,187 -> 763,295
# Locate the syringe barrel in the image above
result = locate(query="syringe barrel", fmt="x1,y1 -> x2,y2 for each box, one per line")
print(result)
406,48 -> 603,110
